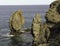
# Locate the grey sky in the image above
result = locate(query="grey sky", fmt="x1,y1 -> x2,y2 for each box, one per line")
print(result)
0,0 -> 55,5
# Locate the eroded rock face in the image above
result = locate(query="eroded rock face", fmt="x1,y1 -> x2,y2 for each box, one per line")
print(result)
31,13 -> 42,46
45,0 -> 60,35
31,14 -> 50,46
45,1 -> 60,24
9,10 -> 25,34
45,1 -> 60,46
40,23 -> 50,42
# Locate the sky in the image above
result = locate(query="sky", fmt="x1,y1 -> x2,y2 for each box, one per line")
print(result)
0,0 -> 55,5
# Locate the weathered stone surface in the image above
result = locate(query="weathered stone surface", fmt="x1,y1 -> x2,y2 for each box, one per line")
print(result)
31,13 -> 42,46
49,35 -> 60,46
45,1 -> 60,24
45,0 -> 60,46
38,44 -> 49,46
9,10 -> 25,34
31,13 -> 50,46
50,1 -> 59,9
45,0 -> 60,36
49,22 -> 60,38
40,23 -> 50,42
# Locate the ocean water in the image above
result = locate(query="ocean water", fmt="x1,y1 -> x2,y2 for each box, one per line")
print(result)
0,5 -> 49,46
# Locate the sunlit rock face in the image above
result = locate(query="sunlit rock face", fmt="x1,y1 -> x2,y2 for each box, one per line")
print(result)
31,13 -> 42,46
45,0 -> 60,34
31,14 -> 50,46
45,1 -> 60,24
9,10 -> 25,34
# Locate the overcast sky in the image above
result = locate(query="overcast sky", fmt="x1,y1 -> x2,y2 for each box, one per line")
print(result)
0,0 -> 55,5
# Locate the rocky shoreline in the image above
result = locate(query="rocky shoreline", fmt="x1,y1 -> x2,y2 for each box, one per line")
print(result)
0,0 -> 60,46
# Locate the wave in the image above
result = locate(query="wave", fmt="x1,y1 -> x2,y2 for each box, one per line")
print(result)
0,33 -> 14,37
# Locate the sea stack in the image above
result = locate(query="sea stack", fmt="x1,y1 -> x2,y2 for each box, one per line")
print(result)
9,10 -> 25,34
31,13 -> 42,46
31,13 -> 50,46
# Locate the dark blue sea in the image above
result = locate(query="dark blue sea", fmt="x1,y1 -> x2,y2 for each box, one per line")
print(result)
0,5 -> 49,46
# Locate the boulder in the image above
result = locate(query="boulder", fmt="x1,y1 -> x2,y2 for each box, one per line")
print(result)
9,10 -> 25,34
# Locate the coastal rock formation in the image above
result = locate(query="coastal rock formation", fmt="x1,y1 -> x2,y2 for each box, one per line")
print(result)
31,13 -> 42,46
40,23 -> 50,42
45,0 -> 60,46
9,10 -> 25,34
45,1 -> 60,24
45,0 -> 60,36
31,13 -> 50,46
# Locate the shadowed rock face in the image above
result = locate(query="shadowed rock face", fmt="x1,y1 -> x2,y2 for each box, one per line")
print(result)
9,10 -> 25,34
45,0 -> 60,31
56,4 -> 60,14
50,1 -> 59,9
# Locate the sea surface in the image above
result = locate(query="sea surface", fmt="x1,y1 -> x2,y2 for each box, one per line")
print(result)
0,5 -> 49,46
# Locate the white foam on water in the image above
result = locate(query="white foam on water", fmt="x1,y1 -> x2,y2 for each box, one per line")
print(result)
0,28 -> 14,38
0,33 -> 14,37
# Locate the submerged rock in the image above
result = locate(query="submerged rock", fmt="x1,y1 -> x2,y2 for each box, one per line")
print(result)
9,10 -> 25,34
10,32 -> 33,46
